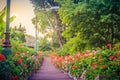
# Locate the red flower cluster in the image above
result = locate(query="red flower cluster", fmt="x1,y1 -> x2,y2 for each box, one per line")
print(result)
70,57 -> 75,62
12,75 -> 19,80
91,62 -> 97,69
24,64 -> 28,68
115,45 -> 120,49
107,43 -> 112,49
0,54 -> 5,61
84,50 -> 91,57
65,60 -> 69,65
15,51 -> 20,57
107,43 -> 112,47
101,65 -> 107,69
16,51 -> 20,55
17,58 -> 22,64
72,65 -> 77,69
109,55 -> 114,60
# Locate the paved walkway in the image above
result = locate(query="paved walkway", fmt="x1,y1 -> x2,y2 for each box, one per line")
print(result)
28,57 -> 73,80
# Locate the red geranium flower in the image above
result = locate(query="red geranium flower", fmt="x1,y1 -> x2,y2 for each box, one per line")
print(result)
115,45 -> 119,49
107,43 -> 112,47
17,58 -> 22,64
12,75 -> 19,80
86,50 -> 90,53
91,62 -> 97,69
84,50 -> 91,57
72,65 -> 77,69
101,65 -> 107,69
16,51 -> 20,55
107,43 -> 112,49
0,54 -> 5,61
24,64 -> 28,68
109,55 -> 114,60
70,57 -> 75,62
65,60 -> 69,65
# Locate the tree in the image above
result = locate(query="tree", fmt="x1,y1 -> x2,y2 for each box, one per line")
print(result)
55,0 -> 120,53
38,37 -> 51,51
30,0 -> 120,54
30,0 -> 64,49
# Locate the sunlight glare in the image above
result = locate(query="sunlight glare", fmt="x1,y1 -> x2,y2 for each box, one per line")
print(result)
11,13 -> 18,17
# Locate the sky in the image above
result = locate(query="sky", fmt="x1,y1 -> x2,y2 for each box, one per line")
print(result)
0,0 -> 41,37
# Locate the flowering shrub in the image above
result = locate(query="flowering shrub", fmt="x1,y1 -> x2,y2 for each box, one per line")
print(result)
0,38 -> 43,80
0,51 -> 43,80
50,45 -> 120,80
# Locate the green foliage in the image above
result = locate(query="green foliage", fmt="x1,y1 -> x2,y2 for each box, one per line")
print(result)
38,37 -> 51,51
57,48 -> 69,56
0,36 -> 42,80
31,0 -> 120,54
51,44 -> 120,79
11,24 -> 26,42
30,0 -> 55,32
11,39 -> 34,54
31,0 -> 61,50
0,7 -> 6,36
54,0 -> 120,54
0,7 -> 16,37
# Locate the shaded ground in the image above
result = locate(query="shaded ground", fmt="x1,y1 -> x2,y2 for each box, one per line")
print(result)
28,57 -> 73,80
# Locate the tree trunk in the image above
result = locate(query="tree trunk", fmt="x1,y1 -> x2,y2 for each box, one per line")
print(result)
54,10 -> 63,49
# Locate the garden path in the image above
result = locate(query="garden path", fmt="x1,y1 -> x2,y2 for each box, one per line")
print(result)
28,56 -> 73,80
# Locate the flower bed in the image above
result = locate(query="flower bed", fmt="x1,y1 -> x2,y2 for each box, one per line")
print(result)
0,38 -> 43,80
50,45 -> 120,80
0,52 -> 43,80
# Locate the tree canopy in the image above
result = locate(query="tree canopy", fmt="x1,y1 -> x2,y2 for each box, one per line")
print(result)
30,0 -> 120,54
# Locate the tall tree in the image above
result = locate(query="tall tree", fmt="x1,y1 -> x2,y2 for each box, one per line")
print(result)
55,0 -> 120,53
30,0 -> 63,49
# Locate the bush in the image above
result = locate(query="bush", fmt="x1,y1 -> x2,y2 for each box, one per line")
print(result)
0,38 -> 43,80
50,44 -> 120,80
